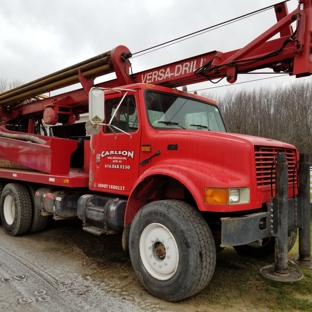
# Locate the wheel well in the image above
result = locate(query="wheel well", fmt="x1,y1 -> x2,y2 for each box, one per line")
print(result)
125,175 -> 196,225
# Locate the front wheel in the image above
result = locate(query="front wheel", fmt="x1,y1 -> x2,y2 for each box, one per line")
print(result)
129,200 -> 216,302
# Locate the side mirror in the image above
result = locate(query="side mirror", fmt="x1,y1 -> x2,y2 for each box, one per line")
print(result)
89,88 -> 105,123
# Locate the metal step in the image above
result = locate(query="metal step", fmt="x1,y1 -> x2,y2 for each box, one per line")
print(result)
83,226 -> 106,236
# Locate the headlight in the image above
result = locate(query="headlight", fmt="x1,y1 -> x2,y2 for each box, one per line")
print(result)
229,189 -> 240,203
204,188 -> 250,205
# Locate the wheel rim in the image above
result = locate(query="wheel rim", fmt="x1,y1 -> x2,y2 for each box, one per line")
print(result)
139,223 -> 179,281
3,195 -> 15,225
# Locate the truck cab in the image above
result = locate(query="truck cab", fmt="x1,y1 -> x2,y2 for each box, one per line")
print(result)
88,83 -> 297,215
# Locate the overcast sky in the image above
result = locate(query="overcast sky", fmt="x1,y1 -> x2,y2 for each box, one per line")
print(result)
0,0 -> 307,98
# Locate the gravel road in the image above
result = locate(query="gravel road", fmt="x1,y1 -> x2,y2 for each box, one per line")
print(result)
0,219 -> 216,312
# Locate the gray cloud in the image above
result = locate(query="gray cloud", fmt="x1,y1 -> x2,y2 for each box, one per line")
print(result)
0,0 -> 302,95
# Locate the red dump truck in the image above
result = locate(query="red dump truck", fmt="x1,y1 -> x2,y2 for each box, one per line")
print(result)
0,0 -> 311,302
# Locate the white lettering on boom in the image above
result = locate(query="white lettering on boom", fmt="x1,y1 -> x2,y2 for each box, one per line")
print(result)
141,58 -> 206,84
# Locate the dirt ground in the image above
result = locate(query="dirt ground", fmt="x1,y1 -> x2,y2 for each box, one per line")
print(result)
0,218 -> 305,312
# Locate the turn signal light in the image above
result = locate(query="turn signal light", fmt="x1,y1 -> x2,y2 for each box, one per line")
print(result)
205,188 -> 229,204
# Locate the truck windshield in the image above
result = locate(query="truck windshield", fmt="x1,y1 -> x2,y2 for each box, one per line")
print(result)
145,90 -> 226,132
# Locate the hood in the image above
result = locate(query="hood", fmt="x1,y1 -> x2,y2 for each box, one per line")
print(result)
147,129 -> 297,188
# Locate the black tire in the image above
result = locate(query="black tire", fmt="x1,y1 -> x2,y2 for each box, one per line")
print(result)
27,185 -> 48,233
0,183 -> 3,225
0,183 -> 32,236
129,200 -> 216,302
233,229 -> 297,258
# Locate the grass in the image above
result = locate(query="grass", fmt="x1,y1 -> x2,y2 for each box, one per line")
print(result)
183,224 -> 312,312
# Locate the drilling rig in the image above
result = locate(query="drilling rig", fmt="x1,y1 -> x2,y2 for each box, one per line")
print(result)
0,0 -> 311,302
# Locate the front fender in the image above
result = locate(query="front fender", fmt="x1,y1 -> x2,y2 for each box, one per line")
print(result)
124,159 -> 248,224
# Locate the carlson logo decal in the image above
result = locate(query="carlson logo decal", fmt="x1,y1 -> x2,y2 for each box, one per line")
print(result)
101,150 -> 134,159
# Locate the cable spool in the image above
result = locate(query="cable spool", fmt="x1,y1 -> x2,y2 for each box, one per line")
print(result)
43,106 -> 79,126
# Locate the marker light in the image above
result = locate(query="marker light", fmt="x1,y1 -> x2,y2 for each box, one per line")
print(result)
142,145 -> 151,152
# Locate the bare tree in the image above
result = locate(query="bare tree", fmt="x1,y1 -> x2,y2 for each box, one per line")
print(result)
0,78 -> 22,93
202,79 -> 312,159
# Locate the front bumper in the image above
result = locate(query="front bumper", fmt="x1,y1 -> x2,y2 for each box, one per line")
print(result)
220,197 -> 305,247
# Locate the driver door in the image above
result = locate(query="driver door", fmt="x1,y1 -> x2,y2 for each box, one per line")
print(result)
89,94 -> 141,195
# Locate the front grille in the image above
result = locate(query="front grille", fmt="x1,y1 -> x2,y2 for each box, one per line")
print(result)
255,146 -> 297,186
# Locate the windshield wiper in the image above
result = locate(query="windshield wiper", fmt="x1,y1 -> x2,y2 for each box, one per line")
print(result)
190,124 -> 210,130
158,121 -> 185,129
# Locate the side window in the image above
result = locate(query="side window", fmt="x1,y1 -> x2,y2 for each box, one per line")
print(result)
104,95 -> 138,133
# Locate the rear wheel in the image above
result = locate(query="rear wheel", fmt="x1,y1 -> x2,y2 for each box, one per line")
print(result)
0,183 -> 3,225
233,229 -> 297,258
129,200 -> 216,302
29,208 -> 48,233
0,183 -> 32,236
27,185 -> 48,233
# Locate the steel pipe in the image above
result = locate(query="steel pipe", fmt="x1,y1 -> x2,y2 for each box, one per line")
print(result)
0,51 -> 110,96
0,51 -> 112,106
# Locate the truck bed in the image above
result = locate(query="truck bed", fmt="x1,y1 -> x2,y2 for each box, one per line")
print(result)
0,167 -> 89,188
0,126 -> 80,175
0,126 -> 90,187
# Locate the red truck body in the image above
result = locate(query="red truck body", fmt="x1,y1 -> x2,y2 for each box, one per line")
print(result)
0,0 -> 311,302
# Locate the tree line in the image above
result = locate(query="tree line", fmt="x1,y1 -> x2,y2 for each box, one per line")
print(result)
204,80 -> 312,159
0,78 -> 22,93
